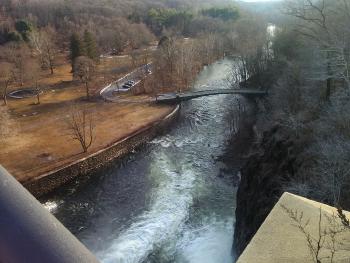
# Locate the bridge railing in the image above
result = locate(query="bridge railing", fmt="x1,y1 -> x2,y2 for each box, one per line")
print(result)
155,88 -> 267,104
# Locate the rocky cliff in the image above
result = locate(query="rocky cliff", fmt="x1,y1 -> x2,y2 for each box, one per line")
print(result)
233,125 -> 301,258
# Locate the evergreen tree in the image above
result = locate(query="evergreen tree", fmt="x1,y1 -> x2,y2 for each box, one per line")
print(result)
69,33 -> 85,70
14,20 -> 32,41
83,30 -> 98,62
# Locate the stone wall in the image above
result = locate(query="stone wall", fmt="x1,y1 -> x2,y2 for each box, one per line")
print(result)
23,106 -> 179,197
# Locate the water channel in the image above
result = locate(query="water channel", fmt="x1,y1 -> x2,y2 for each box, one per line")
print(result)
44,59 -> 245,263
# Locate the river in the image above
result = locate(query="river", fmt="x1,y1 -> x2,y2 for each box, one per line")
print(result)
44,59 -> 245,263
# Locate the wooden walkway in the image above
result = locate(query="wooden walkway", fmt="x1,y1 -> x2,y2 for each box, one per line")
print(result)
156,89 -> 267,104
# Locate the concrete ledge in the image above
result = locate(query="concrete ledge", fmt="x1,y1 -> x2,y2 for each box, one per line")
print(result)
237,192 -> 350,263
0,166 -> 99,263
23,105 -> 179,197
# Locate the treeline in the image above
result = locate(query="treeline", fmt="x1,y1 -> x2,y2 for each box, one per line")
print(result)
0,0 -> 239,53
70,31 -> 98,66
0,0 -> 250,105
136,6 -> 239,36
147,34 -> 225,94
244,0 -> 350,209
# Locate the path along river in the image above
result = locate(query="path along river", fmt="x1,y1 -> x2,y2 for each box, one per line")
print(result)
44,59 -> 246,263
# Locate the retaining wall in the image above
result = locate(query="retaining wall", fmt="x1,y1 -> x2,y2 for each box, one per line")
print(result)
23,105 -> 179,197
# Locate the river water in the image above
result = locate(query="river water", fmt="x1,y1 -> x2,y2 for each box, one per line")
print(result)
44,59 -> 244,263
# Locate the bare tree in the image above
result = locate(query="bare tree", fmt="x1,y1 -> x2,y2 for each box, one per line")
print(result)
282,205 -> 348,263
177,40 -> 199,92
28,59 -> 42,105
284,0 -> 350,94
144,73 -> 161,97
226,14 -> 269,88
226,59 -> 247,88
73,56 -> 96,100
29,27 -> 58,74
152,36 -> 221,93
66,106 -> 95,153
199,33 -> 218,65
156,37 -> 178,86
131,50 -> 140,69
3,43 -> 32,87
114,32 -> 128,55
127,23 -> 154,50
0,62 -> 14,105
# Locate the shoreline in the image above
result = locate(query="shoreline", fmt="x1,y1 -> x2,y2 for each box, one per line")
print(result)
23,104 -> 180,197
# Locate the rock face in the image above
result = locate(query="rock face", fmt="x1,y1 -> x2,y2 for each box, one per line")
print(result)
234,125 -> 300,258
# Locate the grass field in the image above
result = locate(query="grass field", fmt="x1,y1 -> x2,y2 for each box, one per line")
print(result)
0,51 -> 173,182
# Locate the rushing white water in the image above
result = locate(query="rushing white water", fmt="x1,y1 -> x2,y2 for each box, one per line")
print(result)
47,59 -> 240,263
178,218 -> 234,263
98,153 -> 196,263
43,200 -> 63,213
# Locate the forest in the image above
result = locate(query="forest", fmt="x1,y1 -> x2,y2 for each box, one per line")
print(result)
2,0 -> 350,227
233,1 -> 350,259
264,0 -> 350,208
1,0 -> 350,262
2,0 -> 350,211
0,0 -> 247,100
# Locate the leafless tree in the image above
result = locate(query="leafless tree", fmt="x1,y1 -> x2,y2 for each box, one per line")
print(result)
155,37 -> 178,86
3,43 -> 32,87
28,59 -> 42,105
305,88 -> 350,206
73,56 -> 96,100
29,27 -> 58,74
198,33 -> 218,66
0,62 -> 14,105
227,14 -> 270,88
282,205 -> 348,263
143,73 -> 161,97
226,59 -> 247,88
284,0 -> 350,94
275,87 -> 350,206
127,23 -> 154,50
66,106 -> 95,153
131,50 -> 141,69
177,40 -> 199,92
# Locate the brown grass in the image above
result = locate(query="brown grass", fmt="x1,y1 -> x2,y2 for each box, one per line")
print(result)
0,53 -> 173,182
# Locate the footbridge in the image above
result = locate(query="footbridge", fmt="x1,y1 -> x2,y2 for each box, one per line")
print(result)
155,89 -> 267,104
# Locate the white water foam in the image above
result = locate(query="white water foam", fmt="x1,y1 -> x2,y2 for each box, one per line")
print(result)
177,218 -> 234,263
43,200 -> 63,213
97,154 -> 195,263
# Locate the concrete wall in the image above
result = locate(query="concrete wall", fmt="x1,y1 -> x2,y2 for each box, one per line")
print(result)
237,193 -> 350,263
23,105 -> 179,197
0,166 -> 99,263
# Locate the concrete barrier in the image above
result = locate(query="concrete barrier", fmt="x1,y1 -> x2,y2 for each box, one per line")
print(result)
0,165 -> 99,263
237,192 -> 350,263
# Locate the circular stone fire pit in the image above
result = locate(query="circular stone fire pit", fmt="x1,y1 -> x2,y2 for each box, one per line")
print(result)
8,89 -> 39,99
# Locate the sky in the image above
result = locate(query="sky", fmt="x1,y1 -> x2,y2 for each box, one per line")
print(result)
241,0 -> 281,2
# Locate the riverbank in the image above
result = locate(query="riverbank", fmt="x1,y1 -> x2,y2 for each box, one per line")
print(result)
22,104 -> 179,197
0,92 -> 178,196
